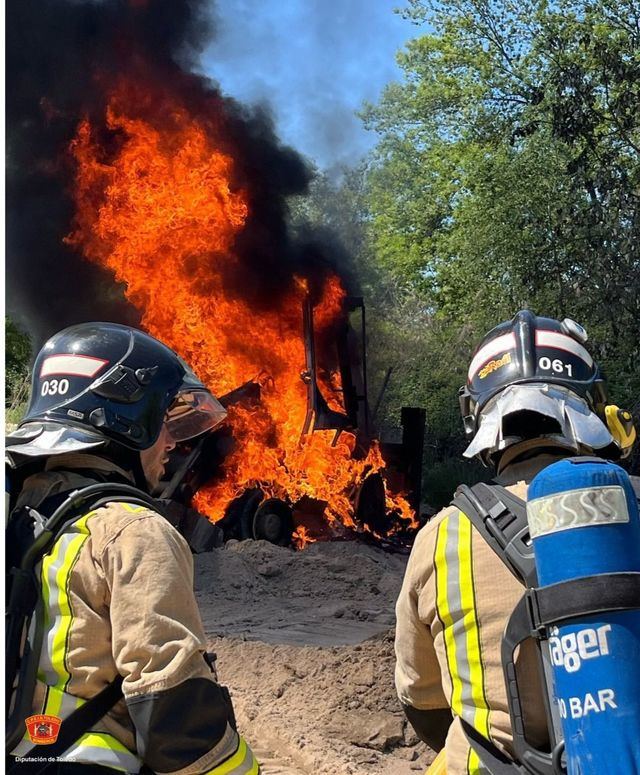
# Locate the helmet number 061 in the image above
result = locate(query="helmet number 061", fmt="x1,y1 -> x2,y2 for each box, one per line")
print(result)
41,378 -> 70,397
539,357 -> 573,377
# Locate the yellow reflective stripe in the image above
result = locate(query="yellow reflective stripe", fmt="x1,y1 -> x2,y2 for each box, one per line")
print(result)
44,682 -> 84,718
458,514 -> 490,738
206,737 -> 259,775
467,746 -> 482,773
44,681 -> 63,718
49,514 -> 92,689
76,731 -> 132,754
120,503 -> 148,513
435,511 -> 491,744
435,516 -> 464,716
39,528 -> 68,683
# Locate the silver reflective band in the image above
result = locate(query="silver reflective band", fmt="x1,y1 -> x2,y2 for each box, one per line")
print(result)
55,741 -> 141,773
468,332 -> 516,381
535,330 -> 593,367
527,485 -> 630,539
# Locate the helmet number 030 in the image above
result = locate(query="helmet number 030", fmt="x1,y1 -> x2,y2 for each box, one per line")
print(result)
41,378 -> 70,397
539,357 -> 573,376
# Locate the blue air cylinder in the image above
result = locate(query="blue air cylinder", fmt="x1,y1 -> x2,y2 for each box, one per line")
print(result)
527,458 -> 640,774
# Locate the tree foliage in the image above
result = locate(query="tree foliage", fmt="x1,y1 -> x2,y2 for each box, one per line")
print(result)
294,3 -> 640,496
363,0 -> 640,422
5,317 -> 32,417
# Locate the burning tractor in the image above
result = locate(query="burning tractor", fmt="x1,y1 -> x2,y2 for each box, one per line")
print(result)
160,294 -> 425,551
59,71 -> 425,552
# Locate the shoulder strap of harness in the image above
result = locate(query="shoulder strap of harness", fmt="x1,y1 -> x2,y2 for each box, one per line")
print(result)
452,482 -> 537,587
460,718 -> 529,774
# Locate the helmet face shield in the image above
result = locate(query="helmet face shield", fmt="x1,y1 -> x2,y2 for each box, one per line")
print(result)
165,389 -> 227,443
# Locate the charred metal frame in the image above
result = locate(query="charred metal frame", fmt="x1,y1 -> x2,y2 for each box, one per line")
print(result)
300,294 -> 371,441
299,292 -> 425,515
163,293 -> 427,539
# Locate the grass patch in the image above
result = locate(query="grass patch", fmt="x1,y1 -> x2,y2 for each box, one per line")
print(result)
5,402 -> 28,427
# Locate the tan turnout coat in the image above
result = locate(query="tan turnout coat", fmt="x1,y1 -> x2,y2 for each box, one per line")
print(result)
10,454 -> 242,774
395,456 -> 556,774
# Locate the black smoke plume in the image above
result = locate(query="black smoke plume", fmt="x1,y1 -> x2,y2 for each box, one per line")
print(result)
7,0 -> 355,348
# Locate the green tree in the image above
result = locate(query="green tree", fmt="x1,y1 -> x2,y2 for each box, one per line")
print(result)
5,317 -> 32,422
363,0 -> 640,414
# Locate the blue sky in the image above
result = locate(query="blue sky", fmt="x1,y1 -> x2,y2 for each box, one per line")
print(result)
200,1 -> 421,172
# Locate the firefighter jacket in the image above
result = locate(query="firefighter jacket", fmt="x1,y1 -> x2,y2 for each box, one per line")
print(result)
395,455 -> 560,775
10,454 -> 259,775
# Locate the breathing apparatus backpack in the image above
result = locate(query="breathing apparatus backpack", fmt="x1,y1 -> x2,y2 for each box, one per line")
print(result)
452,458 -> 640,775
5,480 -> 161,761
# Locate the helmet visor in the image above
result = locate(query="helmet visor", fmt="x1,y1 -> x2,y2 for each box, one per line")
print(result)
165,389 -> 227,443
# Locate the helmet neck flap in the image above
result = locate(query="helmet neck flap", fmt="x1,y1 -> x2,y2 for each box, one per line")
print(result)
464,383 -> 616,466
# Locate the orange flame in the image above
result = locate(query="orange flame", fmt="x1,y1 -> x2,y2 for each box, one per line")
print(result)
291,526 -> 316,550
66,76 -> 416,536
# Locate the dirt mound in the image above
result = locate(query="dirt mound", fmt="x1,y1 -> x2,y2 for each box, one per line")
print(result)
213,634 -> 435,775
195,541 -> 436,774
195,540 -> 408,646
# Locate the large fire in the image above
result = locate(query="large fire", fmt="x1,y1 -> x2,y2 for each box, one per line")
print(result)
66,75 -> 416,539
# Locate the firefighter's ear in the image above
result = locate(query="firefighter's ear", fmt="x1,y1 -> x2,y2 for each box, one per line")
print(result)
604,406 -> 636,459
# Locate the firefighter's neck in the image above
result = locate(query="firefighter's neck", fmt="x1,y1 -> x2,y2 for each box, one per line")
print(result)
495,440 -> 573,485
45,452 -> 135,483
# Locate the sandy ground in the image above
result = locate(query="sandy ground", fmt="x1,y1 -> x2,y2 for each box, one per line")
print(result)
194,540 -> 436,774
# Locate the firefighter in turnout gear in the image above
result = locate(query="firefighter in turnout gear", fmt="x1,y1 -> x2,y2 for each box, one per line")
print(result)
6,322 -> 260,775
394,310 -> 637,774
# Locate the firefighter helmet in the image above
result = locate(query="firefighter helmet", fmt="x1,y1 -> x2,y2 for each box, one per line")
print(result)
460,310 -> 635,464
6,322 -> 226,460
